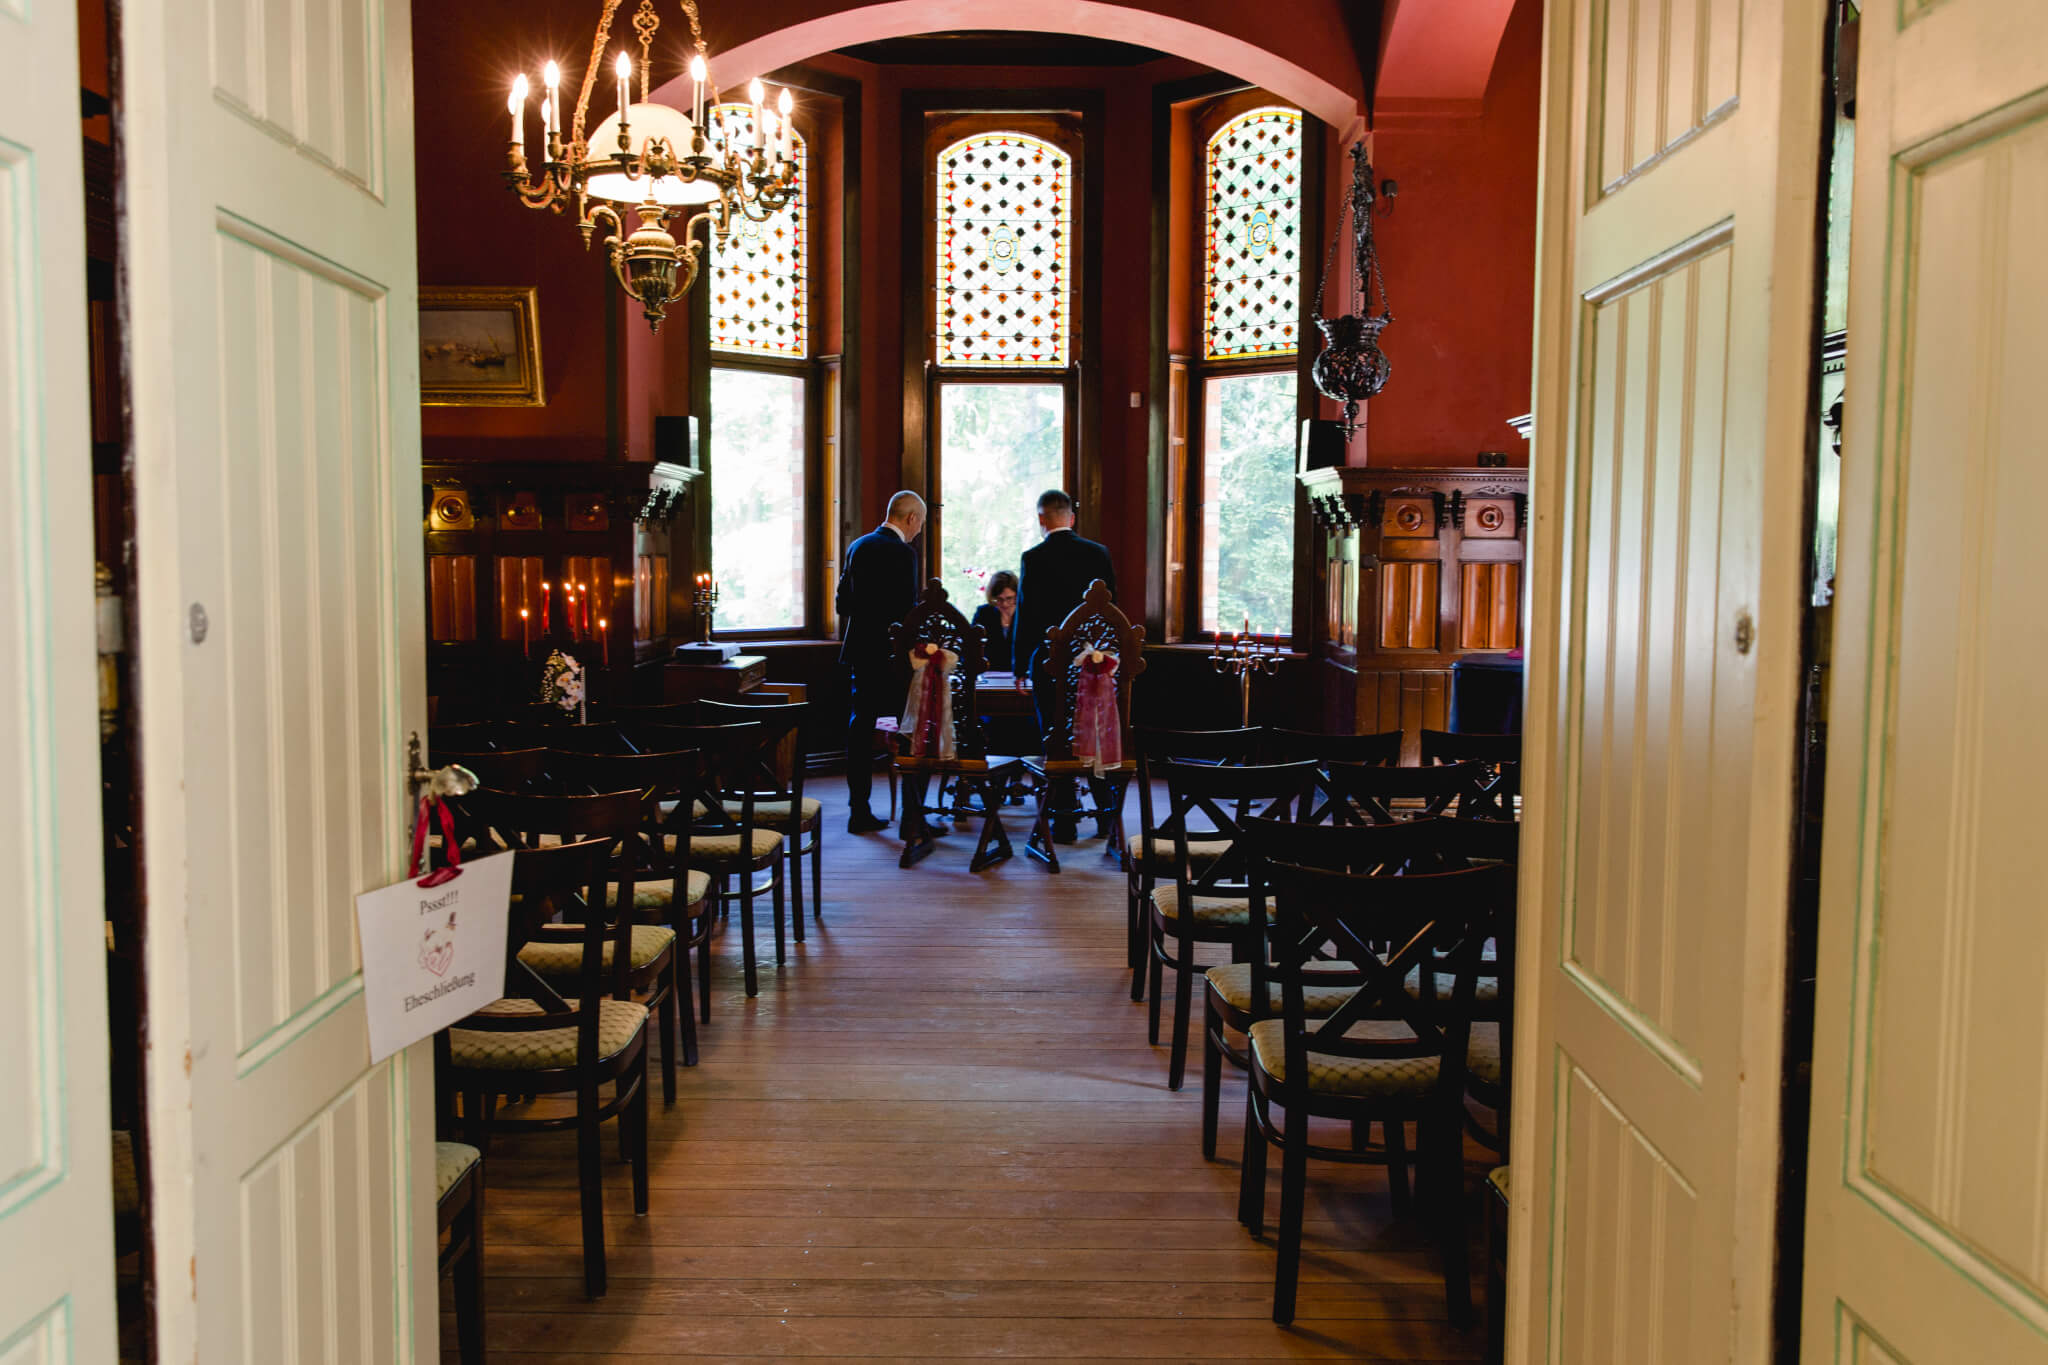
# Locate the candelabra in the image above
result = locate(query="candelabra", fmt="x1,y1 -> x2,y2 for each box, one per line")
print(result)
1208,618 -> 1284,728
692,572 -> 720,643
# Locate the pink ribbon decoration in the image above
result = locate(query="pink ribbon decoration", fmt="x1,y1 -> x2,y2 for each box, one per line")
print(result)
1073,649 -> 1121,775
900,644 -> 957,760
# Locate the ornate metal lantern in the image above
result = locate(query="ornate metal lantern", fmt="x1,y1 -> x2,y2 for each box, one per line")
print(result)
1311,143 -> 1394,435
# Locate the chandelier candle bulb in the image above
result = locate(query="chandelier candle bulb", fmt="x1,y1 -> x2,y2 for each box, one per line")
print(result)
688,53 -> 706,127
615,52 -> 631,126
542,61 -> 560,138
748,78 -> 766,150
777,86 -> 794,159
509,73 -> 527,144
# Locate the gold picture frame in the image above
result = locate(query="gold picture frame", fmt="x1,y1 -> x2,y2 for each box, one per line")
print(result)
419,286 -> 545,407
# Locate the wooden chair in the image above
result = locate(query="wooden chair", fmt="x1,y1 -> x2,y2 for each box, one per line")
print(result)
1127,726 -> 1264,996
1420,729 -> 1522,819
703,698 -> 826,917
1237,851 -> 1513,1326
428,747 -> 549,792
1197,818 -> 1444,1165
887,579 -> 1025,872
437,829 -> 649,1299
1144,759 -> 1318,1090
1258,727 -> 1400,821
1407,816 -> 1520,1155
1322,758 -> 1486,824
541,748 -> 711,1089
436,1142 -> 485,1365
606,701 -> 700,747
638,721 -> 789,998
1023,580 -> 1147,871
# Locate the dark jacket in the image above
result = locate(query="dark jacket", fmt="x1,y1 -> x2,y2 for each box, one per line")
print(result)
836,524 -> 918,669
1014,528 -> 1115,678
970,603 -> 1016,674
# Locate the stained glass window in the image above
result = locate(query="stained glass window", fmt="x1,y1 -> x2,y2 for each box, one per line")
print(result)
710,103 -> 807,357
1204,107 -> 1302,361
936,132 -> 1071,368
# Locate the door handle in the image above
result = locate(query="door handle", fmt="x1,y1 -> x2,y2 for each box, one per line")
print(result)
407,731 -> 479,800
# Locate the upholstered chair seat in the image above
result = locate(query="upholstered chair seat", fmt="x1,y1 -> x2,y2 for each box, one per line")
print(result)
448,998 -> 647,1071
1203,962 -> 1358,1017
690,829 -> 785,861
724,796 -> 823,830
1247,1018 -> 1443,1098
435,1142 -> 481,1200
518,924 -> 677,976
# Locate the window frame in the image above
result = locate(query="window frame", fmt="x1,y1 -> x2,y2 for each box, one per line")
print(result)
698,74 -> 857,644
1164,90 -> 1322,645
901,92 -> 1104,588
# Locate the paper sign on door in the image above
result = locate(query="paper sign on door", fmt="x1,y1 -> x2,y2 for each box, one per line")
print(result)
355,849 -> 514,1063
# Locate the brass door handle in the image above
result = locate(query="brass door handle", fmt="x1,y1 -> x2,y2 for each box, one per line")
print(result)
407,731 -> 479,799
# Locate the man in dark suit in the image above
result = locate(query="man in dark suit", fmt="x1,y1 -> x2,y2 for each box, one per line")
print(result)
836,490 -> 924,833
1014,488 -> 1116,707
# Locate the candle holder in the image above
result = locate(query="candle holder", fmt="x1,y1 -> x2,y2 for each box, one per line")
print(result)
693,575 -> 720,644
1208,618 -> 1283,727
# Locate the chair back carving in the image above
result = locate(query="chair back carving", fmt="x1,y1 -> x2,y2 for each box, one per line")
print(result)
1040,579 -> 1145,762
887,578 -> 986,762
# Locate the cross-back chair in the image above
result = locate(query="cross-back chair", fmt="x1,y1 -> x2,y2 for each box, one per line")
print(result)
886,579 -> 1025,872
1420,728 -> 1522,819
1023,580 -> 1146,871
1197,817 -> 1449,1164
1144,758 -> 1318,1090
637,720 -> 788,997
1260,727 -> 1403,823
543,747 -> 711,1086
1237,850 -> 1514,1327
1127,726 -> 1264,994
1322,758 -> 1487,824
702,697 -> 827,913
434,826 -> 649,1300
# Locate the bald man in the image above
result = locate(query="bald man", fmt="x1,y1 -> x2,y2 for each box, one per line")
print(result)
836,490 -> 925,832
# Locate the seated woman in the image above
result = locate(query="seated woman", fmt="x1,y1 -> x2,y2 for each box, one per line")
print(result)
971,570 -> 1019,675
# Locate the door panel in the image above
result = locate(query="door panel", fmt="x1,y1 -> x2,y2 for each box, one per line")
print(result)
124,0 -> 432,1358
1507,0 -> 1824,1358
0,0 -> 119,1356
1801,3 -> 2048,1356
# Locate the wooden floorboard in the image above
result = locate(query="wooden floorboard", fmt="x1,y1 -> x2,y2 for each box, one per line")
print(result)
446,785 -> 1491,1361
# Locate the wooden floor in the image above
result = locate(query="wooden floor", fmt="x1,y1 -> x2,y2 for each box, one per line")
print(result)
449,784 -> 1492,1361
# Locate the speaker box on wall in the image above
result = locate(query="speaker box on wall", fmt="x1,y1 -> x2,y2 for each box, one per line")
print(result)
1298,418 -> 1346,472
655,415 -> 700,469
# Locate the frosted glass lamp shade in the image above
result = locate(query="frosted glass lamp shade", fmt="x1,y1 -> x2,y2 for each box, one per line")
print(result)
584,103 -> 720,205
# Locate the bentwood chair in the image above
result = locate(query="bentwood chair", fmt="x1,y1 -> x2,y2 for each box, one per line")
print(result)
437,831 -> 650,1300
1145,759 -> 1317,1090
1023,580 -> 1147,871
640,721 -> 788,997
1237,851 -> 1513,1326
539,749 -> 711,1088
435,1142 -> 485,1365
702,698 -> 827,914
886,579 -> 1025,872
1127,726 -> 1263,994
1197,817 -> 1442,1164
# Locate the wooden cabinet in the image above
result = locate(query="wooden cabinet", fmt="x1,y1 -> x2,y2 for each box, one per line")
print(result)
1299,466 -> 1528,760
422,461 -> 698,718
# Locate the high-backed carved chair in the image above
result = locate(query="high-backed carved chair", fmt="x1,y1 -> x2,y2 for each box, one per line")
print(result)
887,579 -> 1024,872
1022,580 -> 1146,871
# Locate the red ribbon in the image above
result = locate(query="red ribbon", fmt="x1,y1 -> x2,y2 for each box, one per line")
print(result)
410,795 -> 462,887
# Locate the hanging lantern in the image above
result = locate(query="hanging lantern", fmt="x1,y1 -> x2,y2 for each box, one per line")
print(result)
1311,143 -> 1394,436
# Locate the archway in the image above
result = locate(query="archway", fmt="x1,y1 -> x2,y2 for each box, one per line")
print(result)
700,0 -> 1362,129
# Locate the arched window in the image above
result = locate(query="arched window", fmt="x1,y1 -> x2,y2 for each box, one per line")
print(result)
935,131 -> 1071,368
1204,107 -> 1302,362
1192,105 -> 1303,636
707,101 -> 810,632
710,102 -> 808,357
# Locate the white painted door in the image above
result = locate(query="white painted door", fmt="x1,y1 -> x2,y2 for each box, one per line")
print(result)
1799,5 -> 2048,1361
122,0 -> 435,1359
0,0 -> 121,1360
1504,0 -> 1825,1359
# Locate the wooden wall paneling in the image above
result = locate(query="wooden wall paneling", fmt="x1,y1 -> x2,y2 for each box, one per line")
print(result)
428,555 -> 476,642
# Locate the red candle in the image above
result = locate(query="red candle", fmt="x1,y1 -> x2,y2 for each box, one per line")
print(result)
598,616 -> 609,661
519,607 -> 530,658
540,581 -> 551,634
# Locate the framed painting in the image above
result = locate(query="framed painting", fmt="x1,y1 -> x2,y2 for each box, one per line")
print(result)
419,286 -> 545,406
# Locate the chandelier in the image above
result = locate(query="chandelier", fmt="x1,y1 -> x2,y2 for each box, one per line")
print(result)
501,0 -> 799,331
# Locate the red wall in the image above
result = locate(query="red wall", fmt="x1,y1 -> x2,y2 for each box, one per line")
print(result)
1353,0 -> 1541,467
